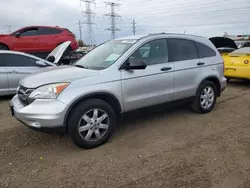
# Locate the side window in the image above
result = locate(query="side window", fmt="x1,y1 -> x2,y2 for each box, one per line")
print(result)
0,54 -> 5,67
130,39 -> 168,66
20,28 -> 38,37
168,38 -> 198,62
38,28 -> 62,35
195,42 -> 216,58
3,54 -> 37,67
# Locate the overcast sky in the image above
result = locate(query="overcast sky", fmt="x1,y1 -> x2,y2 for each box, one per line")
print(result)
0,0 -> 249,44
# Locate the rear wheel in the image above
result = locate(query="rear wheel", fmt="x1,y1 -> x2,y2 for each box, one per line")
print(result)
191,80 -> 217,114
0,44 -> 9,50
68,99 -> 116,149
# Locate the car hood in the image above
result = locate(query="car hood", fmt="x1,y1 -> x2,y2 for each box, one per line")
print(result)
45,41 -> 71,64
20,66 -> 99,88
209,37 -> 238,49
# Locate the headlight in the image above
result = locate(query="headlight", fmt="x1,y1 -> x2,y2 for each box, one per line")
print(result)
29,83 -> 69,99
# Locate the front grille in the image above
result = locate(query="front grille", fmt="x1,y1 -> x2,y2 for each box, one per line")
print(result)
17,85 -> 34,105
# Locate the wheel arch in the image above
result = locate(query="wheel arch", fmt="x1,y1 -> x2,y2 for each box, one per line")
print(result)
199,76 -> 221,97
64,92 -> 122,127
0,42 -> 9,50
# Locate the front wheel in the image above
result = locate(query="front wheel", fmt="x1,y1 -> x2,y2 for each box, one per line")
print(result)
191,81 -> 217,114
68,99 -> 116,149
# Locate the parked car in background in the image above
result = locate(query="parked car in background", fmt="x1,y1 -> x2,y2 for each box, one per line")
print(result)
10,33 -> 227,149
223,47 -> 250,81
209,37 -> 238,55
0,26 -> 78,58
0,41 -> 71,96
235,40 -> 250,48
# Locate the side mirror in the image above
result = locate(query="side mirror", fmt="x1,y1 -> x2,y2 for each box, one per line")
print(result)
14,32 -> 20,38
124,57 -> 147,70
35,60 -> 46,67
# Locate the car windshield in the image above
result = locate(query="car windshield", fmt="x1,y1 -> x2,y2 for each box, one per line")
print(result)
235,41 -> 245,48
74,39 -> 136,70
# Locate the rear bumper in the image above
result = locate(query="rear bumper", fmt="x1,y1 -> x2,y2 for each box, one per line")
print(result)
224,67 -> 250,79
220,77 -> 227,94
70,39 -> 79,50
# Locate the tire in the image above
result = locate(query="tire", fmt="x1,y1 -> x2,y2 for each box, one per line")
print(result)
0,44 -> 9,50
67,99 -> 116,149
191,80 -> 217,114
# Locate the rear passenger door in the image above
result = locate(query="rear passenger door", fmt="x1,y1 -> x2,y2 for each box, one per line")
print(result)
37,27 -> 63,53
0,55 -> 9,94
167,38 -> 201,100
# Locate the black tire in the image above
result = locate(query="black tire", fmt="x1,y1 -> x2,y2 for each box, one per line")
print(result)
191,80 -> 217,114
67,99 -> 116,149
0,44 -> 9,50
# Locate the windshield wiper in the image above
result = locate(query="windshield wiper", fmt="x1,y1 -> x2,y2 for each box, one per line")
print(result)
74,64 -> 88,69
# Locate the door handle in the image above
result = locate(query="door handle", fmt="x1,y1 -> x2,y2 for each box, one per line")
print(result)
197,62 -> 205,66
161,67 -> 172,71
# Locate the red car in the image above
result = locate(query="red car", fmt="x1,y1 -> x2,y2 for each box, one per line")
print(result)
0,26 -> 78,56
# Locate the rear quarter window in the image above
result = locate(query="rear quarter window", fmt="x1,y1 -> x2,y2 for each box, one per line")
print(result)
195,42 -> 216,58
168,38 -> 198,62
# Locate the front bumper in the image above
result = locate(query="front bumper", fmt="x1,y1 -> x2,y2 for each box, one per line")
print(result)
10,95 -> 67,132
220,77 -> 227,93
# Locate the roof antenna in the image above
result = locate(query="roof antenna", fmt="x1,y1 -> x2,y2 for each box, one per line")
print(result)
183,30 -> 186,34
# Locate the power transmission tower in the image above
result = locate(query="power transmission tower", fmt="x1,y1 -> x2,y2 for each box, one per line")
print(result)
78,20 -> 83,42
4,25 -> 12,33
104,1 -> 121,39
80,0 -> 96,46
132,19 -> 136,36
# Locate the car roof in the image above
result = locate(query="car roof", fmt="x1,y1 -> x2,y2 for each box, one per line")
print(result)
16,26 -> 64,31
114,33 -> 207,41
231,47 -> 250,54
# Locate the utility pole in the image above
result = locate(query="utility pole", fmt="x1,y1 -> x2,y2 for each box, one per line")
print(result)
78,20 -> 83,42
132,19 -> 136,36
4,25 -> 12,33
104,1 -> 121,39
80,0 -> 96,46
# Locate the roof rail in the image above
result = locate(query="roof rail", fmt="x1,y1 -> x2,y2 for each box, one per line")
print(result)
148,32 -> 166,36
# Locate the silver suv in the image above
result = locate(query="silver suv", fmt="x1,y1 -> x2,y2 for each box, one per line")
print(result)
10,33 -> 227,149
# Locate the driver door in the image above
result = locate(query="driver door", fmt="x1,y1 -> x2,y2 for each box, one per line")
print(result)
121,39 -> 174,112
11,27 -> 39,52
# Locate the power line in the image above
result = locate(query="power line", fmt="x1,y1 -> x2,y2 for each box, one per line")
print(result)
104,1 -> 122,39
80,0 -> 96,46
132,19 -> 136,36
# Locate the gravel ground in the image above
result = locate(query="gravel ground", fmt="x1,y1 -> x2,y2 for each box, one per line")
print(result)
1,81 -> 250,188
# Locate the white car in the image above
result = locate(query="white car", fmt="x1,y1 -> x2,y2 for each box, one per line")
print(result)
0,41 -> 71,96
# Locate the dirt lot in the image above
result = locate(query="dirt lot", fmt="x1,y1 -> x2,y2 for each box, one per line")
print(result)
1,81 -> 250,188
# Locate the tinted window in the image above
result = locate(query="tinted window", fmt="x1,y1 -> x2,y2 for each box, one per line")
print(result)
38,28 -> 62,35
20,28 -> 38,37
168,38 -> 198,61
130,39 -> 167,66
2,54 -> 37,67
0,54 -> 5,66
195,42 -> 216,58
